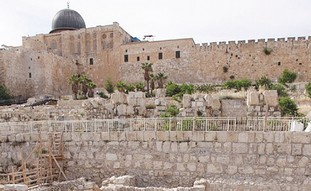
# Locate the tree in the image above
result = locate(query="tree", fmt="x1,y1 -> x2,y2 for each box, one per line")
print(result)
141,62 -> 153,93
279,97 -> 298,116
150,73 -> 156,91
86,81 -> 96,97
278,69 -> 297,84
156,72 -> 168,88
79,74 -> 90,98
69,73 -> 96,99
105,79 -> 115,95
69,74 -> 80,99
0,84 -> 12,100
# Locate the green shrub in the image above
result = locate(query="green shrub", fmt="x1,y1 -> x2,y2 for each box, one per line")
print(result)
166,82 -> 195,100
0,84 -> 11,100
278,97 -> 298,116
263,47 -> 273,55
278,69 -> 297,84
224,79 -> 252,91
165,82 -> 181,97
306,82 -> 311,98
98,91 -> 108,99
104,79 -> 114,94
270,83 -> 288,97
125,84 -> 135,93
135,82 -> 145,91
195,84 -> 215,93
255,76 -> 272,90
180,83 -> 195,94
160,105 -> 179,117
116,81 -> 127,93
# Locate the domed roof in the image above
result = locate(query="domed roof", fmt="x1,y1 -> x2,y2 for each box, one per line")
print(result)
50,9 -> 86,33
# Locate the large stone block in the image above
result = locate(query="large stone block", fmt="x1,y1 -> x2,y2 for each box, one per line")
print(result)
4,184 -> 28,191
111,93 -> 127,104
135,91 -> 145,98
263,90 -> 278,107
116,104 -> 127,116
182,94 -> 192,108
136,98 -> 146,107
155,89 -> 166,98
232,143 -> 248,154
211,99 -> 221,110
206,163 -> 223,173
247,91 -> 259,106
106,153 -> 118,161
126,105 -> 135,115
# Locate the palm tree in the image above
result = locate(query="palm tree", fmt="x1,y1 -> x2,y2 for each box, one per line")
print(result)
156,72 -> 168,88
86,81 -> 96,97
79,74 -> 89,98
141,63 -> 153,93
69,74 -> 80,99
150,73 -> 156,91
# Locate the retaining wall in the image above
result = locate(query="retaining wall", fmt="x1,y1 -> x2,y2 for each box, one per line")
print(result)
1,131 -> 311,190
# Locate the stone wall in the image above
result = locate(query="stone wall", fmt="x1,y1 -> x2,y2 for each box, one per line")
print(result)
0,90 -> 282,122
1,131 -> 311,190
1,23 -> 311,98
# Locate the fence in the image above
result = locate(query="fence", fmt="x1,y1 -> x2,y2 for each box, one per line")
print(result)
0,117 -> 309,135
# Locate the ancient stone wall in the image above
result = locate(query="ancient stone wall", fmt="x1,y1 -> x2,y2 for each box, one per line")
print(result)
0,48 -> 77,98
120,37 -> 311,84
2,23 -> 311,98
1,131 -> 311,190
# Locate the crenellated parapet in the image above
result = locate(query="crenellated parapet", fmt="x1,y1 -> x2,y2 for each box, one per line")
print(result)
195,36 -> 311,51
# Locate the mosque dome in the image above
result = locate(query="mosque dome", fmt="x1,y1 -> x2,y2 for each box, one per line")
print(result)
50,9 -> 86,33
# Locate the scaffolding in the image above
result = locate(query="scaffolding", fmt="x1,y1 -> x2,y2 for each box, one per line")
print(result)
0,132 -> 66,188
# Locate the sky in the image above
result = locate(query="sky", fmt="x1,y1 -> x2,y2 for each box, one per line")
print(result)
1,0 -> 311,46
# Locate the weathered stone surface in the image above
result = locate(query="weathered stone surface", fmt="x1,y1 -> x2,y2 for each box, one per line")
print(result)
111,93 -> 127,104
263,90 -> 278,107
4,184 -> 28,191
247,91 -> 259,106
117,104 -> 127,116
182,94 -> 192,108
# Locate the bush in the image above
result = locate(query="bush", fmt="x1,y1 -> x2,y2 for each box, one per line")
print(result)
98,91 -> 108,99
255,76 -> 272,90
116,81 -> 127,93
270,83 -> 288,97
165,82 -> 181,97
125,84 -> 135,93
104,79 -> 114,94
195,84 -> 215,93
224,79 -> 252,91
135,82 -> 145,91
306,82 -> 311,98
278,97 -> 298,116
160,105 -> 179,117
263,47 -> 273,55
180,83 -> 195,95
278,69 -> 297,84
0,84 -> 12,100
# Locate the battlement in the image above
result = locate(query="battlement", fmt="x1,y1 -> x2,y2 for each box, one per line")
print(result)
197,36 -> 310,50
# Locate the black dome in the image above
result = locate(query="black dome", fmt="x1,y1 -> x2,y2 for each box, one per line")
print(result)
50,9 -> 86,33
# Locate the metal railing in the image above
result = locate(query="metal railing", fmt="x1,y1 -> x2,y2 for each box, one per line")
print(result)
0,117 -> 309,134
